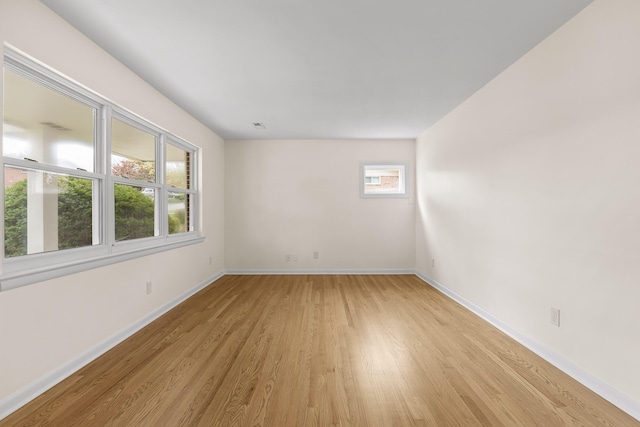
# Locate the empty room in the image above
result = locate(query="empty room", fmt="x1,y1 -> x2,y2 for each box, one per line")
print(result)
0,0 -> 639,425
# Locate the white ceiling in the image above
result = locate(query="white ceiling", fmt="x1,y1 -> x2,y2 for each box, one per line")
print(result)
39,0 -> 591,140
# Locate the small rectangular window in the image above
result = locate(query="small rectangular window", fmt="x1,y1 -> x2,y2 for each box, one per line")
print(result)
361,163 -> 407,197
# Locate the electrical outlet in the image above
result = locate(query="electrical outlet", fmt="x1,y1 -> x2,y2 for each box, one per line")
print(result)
285,255 -> 291,262
313,251 -> 319,259
431,258 -> 435,268
292,255 -> 298,262
550,307 -> 560,327
209,256 -> 212,266
146,281 -> 153,295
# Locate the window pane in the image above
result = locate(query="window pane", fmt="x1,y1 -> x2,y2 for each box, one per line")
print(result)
111,118 -> 156,182
166,143 -> 189,189
168,193 -> 189,234
4,167 -> 97,258
114,183 -> 157,241
3,69 -> 95,171
363,165 -> 405,194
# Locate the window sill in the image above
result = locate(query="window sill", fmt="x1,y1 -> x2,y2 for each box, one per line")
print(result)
360,192 -> 410,199
0,235 -> 205,292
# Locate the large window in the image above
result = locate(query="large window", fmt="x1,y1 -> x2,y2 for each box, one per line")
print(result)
1,49 -> 201,290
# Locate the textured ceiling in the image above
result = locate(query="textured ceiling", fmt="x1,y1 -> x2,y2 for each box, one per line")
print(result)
40,0 -> 591,140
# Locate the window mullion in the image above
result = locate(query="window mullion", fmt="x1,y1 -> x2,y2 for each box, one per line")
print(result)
158,133 -> 166,237
94,106 -> 108,248
188,149 -> 195,232
111,176 -> 159,188
2,158 -> 102,180
104,105 -> 116,249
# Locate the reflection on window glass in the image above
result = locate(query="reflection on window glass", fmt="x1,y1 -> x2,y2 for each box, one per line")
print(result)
166,143 -> 189,189
168,193 -> 189,234
3,69 -> 95,171
111,118 -> 156,182
4,167 -> 97,257
114,183 -> 157,241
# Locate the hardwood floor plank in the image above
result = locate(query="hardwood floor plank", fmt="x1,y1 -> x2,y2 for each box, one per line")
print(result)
2,275 -> 637,426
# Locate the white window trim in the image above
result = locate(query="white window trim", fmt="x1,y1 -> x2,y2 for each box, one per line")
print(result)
360,162 -> 409,198
1,47 -> 203,292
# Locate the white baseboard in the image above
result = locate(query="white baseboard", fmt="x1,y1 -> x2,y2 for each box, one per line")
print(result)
0,270 -> 225,421
224,268 -> 416,275
414,271 -> 640,422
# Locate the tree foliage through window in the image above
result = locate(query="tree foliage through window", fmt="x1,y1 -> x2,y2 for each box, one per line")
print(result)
3,177 -> 164,257
4,179 -> 28,257
112,159 -> 155,183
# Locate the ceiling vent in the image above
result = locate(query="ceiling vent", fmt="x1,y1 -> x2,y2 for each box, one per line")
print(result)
40,121 -> 70,131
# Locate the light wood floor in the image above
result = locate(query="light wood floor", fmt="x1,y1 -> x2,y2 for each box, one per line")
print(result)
2,275 -> 637,426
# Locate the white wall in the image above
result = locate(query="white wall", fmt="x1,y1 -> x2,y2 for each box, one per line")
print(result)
416,0 -> 640,406
0,0 -> 225,408
225,139 -> 415,271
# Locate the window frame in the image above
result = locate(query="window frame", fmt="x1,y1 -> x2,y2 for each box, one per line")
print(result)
1,48 -> 202,291
360,162 -> 408,198
108,110 -> 162,247
164,137 -> 196,236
